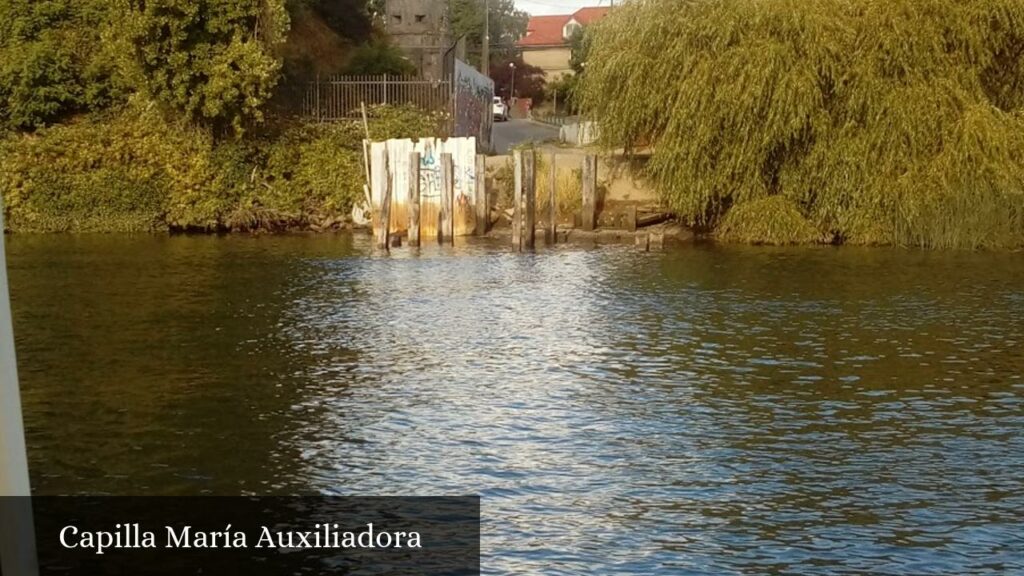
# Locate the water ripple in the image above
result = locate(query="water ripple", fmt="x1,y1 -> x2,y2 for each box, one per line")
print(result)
7,236 -> 1024,574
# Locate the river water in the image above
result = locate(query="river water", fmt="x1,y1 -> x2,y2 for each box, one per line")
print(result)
7,235 -> 1023,574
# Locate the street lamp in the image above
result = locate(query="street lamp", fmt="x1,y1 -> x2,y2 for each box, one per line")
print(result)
509,62 -> 517,101
481,0 -> 490,76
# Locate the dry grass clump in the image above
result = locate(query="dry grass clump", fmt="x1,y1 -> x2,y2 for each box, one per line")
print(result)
494,153 -> 582,221
579,0 -> 1024,248
536,156 -> 583,222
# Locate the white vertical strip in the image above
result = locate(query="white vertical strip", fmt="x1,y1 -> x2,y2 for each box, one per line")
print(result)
0,209 -> 31,497
0,203 -> 38,574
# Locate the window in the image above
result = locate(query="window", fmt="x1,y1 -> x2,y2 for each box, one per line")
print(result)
415,14 -> 427,23
392,14 -> 402,24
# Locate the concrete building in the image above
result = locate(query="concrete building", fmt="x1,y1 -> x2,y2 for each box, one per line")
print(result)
384,0 -> 451,80
516,7 -> 610,81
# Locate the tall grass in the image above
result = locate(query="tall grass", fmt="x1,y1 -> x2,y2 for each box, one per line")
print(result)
579,0 -> 1024,248
494,152 -> 583,221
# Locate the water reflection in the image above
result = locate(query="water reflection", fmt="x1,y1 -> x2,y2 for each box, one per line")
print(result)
7,236 -> 1024,574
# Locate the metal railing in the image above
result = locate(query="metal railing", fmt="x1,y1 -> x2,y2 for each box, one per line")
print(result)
532,113 -> 578,127
302,75 -> 452,121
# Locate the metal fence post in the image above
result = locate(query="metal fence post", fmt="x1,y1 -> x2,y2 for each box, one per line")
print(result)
315,73 -> 321,121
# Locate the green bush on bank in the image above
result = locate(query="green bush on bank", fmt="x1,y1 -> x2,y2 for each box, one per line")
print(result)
715,196 -> 823,245
0,103 -> 442,232
0,103 -> 205,232
579,0 -> 1024,249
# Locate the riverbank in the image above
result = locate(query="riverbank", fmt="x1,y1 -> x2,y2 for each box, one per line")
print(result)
0,103 -> 439,234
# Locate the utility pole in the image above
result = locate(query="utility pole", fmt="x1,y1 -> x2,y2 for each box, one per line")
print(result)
481,0 -> 490,75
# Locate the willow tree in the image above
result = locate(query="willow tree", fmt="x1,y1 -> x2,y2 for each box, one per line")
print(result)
578,0 -> 1024,248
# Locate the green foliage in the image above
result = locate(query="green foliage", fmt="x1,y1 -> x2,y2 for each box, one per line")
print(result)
123,0 -> 290,134
0,0 -> 449,233
235,105 -> 439,227
300,0 -> 373,44
543,28 -> 590,112
716,196 -> 823,245
568,27 -> 590,76
449,0 -> 528,69
491,57 -> 546,101
0,104 -> 441,232
344,38 -> 416,76
580,0 -> 1024,249
546,74 -> 579,114
0,0 -> 123,130
0,104 -> 221,232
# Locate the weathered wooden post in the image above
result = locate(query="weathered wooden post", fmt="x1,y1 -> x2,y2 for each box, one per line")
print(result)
408,152 -> 421,247
582,155 -> 598,231
512,150 -> 523,250
523,150 -> 536,249
635,233 -> 650,251
650,232 -> 665,250
547,153 -> 558,244
475,154 -> 488,236
376,155 -> 392,252
625,205 -> 638,232
441,153 -> 455,245
0,202 -> 39,576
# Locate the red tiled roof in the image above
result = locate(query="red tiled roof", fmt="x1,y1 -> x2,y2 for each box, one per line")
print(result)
517,7 -> 610,47
571,6 -> 610,25
518,15 -> 569,47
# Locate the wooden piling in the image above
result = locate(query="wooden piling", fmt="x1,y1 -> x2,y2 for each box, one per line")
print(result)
625,206 -> 638,232
512,150 -> 523,250
523,150 -> 536,250
582,155 -> 597,231
547,152 -> 557,244
636,233 -> 650,251
475,154 -> 488,236
650,232 -> 665,250
440,153 -> 454,245
376,156 -> 392,252
408,152 -> 421,247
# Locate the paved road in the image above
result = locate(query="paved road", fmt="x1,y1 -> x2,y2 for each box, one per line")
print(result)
492,119 -> 560,154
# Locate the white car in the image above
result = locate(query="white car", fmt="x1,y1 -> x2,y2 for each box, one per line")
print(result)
493,97 -> 509,121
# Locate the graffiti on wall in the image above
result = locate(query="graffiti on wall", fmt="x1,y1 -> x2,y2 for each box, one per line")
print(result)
453,59 -> 494,151
369,137 -> 479,238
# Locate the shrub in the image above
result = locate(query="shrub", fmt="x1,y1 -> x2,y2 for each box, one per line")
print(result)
715,196 -> 822,245
344,38 -> 417,76
0,103 -> 442,232
122,0 -> 290,134
0,104 -> 218,232
0,0 -> 123,130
